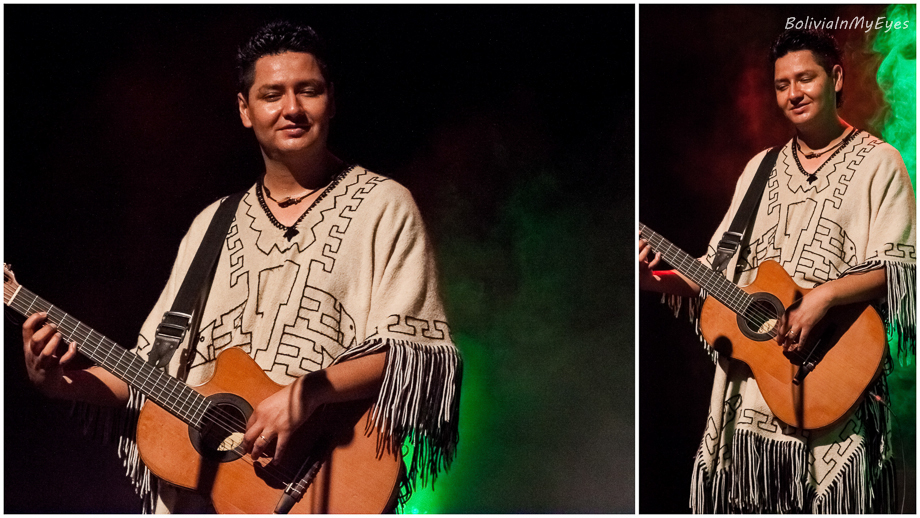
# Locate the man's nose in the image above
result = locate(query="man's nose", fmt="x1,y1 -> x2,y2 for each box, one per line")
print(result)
282,93 -> 305,118
788,82 -> 804,103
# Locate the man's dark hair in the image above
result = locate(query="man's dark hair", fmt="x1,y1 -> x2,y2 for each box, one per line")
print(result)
770,29 -> 843,107
237,21 -> 331,97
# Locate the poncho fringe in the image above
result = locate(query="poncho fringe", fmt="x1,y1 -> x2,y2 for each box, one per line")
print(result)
884,261 -> 915,362
690,401 -> 896,515
72,389 -> 156,514
334,337 -> 463,497
842,260 -> 916,362
663,290 -> 716,362
120,388 -> 157,513
690,429 -> 807,513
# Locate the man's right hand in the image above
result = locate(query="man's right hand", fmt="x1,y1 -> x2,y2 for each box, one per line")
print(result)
638,235 -> 701,297
638,237 -> 662,291
23,312 -> 78,398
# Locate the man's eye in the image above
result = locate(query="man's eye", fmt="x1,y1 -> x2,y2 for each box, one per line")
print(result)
300,89 -> 318,96
264,94 -> 281,101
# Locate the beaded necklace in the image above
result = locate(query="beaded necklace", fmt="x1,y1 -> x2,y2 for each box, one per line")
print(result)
256,164 -> 355,241
792,128 -> 858,184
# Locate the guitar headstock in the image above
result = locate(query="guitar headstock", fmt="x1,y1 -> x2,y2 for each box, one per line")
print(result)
4,263 -> 20,306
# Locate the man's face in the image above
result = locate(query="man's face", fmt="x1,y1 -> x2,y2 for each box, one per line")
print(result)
773,50 -> 841,128
238,52 -> 334,161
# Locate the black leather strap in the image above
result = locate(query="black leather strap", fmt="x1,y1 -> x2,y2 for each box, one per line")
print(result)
711,146 -> 781,273
148,191 -> 245,368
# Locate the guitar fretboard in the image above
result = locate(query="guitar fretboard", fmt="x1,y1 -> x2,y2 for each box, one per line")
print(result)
639,222 -> 752,315
6,286 -> 208,428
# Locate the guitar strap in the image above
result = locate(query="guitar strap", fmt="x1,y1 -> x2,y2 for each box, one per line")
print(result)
711,146 -> 781,274
148,191 -> 245,371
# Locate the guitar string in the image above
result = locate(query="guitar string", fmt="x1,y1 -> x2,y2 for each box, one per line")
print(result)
4,289 -> 310,486
640,225 -> 824,364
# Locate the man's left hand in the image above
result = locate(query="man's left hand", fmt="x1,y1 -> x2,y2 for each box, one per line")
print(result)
775,286 -> 833,353
242,377 -> 319,463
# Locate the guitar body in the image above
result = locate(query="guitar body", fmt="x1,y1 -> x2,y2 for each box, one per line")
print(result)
136,348 -> 402,513
699,260 -> 887,430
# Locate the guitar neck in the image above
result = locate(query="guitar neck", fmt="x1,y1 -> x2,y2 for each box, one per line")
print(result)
6,286 -> 207,427
639,222 -> 751,314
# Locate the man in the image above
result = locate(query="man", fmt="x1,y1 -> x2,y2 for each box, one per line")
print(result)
639,29 -> 914,513
22,20 -> 461,513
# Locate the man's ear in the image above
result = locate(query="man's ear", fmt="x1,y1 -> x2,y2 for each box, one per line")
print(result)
832,64 -> 843,93
238,92 -> 253,128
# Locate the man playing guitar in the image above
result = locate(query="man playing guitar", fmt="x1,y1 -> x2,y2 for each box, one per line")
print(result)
21,21 -> 461,513
639,29 -> 914,513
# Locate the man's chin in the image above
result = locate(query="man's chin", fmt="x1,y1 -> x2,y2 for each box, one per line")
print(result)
785,111 -> 814,128
268,139 -> 321,155
263,143 -> 331,165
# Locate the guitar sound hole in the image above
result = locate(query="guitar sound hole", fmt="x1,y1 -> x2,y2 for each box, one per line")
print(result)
189,393 -> 253,462
738,293 -> 784,342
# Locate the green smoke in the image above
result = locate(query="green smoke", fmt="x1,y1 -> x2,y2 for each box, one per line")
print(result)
871,2 -> 916,489
872,4 -> 916,187
401,160 -> 631,512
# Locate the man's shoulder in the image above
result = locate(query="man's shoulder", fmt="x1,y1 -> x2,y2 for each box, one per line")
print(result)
854,132 -> 904,161
346,165 -> 417,207
187,187 -> 256,234
842,132 -> 910,186
737,142 -> 791,180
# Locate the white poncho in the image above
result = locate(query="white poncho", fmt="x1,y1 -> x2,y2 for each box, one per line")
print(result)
681,131 -> 915,513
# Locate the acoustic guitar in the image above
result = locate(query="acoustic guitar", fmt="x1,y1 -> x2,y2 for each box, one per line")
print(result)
639,223 -> 887,430
4,264 -> 401,513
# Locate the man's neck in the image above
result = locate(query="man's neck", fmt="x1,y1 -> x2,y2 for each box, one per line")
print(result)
795,116 -> 849,151
262,150 -> 343,195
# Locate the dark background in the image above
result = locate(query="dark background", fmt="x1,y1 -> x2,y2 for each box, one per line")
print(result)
4,5 -> 634,513
639,4 -> 915,514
